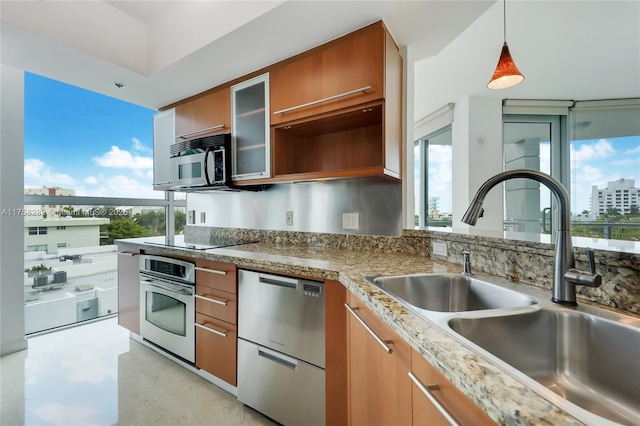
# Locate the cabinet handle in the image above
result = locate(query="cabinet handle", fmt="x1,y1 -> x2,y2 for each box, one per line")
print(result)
153,181 -> 172,186
408,372 -> 460,426
195,266 -> 228,276
273,86 -> 372,115
231,172 -> 264,179
195,294 -> 228,306
177,124 -> 225,140
195,322 -> 228,337
345,303 -> 392,354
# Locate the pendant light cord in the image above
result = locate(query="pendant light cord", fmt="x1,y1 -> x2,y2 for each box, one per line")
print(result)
503,0 -> 507,42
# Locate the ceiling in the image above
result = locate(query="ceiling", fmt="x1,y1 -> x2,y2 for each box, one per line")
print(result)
0,0 -> 494,110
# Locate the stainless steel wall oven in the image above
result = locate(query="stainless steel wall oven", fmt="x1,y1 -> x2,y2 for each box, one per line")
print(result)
139,255 -> 196,363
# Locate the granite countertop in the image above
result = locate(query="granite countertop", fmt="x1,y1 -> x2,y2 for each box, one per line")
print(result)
118,237 -> 588,425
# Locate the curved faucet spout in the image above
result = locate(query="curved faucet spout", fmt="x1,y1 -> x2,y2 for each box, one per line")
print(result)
462,169 -> 579,305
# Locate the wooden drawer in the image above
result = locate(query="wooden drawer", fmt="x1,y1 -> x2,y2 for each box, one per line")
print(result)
410,349 -> 495,426
195,285 -> 237,325
195,260 -> 237,293
195,313 -> 237,386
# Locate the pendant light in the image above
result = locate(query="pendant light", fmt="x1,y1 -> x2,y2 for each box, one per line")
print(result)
487,0 -> 524,89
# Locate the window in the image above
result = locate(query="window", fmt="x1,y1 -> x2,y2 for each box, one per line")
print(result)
503,98 -> 640,241
27,244 -> 47,252
414,103 -> 455,229
414,126 -> 453,228
56,226 -> 66,230
28,226 -> 47,235
57,242 -> 67,248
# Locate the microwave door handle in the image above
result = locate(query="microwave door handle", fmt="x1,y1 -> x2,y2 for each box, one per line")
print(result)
203,146 -> 213,186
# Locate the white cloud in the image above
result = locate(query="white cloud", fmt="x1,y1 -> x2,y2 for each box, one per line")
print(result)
131,137 -> 152,153
93,146 -> 152,169
625,145 -> 640,155
571,139 -> 615,164
24,158 -> 77,188
75,174 -> 161,199
84,176 -> 97,184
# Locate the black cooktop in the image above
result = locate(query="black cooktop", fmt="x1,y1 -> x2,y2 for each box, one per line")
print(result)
145,236 -> 255,251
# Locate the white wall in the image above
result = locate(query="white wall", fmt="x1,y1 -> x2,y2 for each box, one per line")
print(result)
1,64 -> 27,355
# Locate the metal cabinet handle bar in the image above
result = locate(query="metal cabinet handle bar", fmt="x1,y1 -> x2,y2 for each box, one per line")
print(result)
195,322 -> 228,337
195,294 -> 228,306
194,266 -> 227,275
345,303 -> 392,354
273,86 -> 372,115
153,181 -> 172,186
177,124 -> 225,139
408,372 -> 460,426
231,172 -> 264,178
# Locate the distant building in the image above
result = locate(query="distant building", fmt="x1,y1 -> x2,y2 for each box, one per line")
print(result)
591,178 -> 639,216
24,217 -> 110,254
25,186 -> 76,218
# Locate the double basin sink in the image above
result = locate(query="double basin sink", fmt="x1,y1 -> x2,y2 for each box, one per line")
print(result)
367,273 -> 640,426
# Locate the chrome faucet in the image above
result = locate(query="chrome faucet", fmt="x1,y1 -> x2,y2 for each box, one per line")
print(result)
461,169 -> 602,305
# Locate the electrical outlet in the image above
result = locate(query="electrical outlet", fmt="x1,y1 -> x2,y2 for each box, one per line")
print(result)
187,210 -> 195,225
343,212 -> 359,230
432,241 -> 447,257
200,212 -> 206,224
286,211 -> 294,226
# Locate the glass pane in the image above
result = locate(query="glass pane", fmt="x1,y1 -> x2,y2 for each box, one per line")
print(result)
145,291 -> 186,336
503,122 -> 553,233
570,107 -> 640,240
414,127 -> 452,229
234,80 -> 266,175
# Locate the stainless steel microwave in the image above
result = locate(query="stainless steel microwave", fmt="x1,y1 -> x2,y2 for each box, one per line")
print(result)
169,134 -> 231,191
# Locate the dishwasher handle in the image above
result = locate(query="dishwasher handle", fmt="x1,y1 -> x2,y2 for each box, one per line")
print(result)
258,346 -> 298,371
259,275 -> 298,289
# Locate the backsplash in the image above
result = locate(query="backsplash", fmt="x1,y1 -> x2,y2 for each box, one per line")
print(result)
186,226 -> 639,314
186,177 -> 402,237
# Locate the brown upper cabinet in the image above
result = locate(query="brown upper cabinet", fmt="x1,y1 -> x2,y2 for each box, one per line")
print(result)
268,22 -> 402,183
175,88 -> 231,141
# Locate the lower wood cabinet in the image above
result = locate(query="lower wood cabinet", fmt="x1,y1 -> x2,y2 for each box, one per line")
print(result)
410,349 -> 496,426
345,290 -> 496,426
346,292 -> 412,426
194,260 -> 238,386
195,312 -> 237,386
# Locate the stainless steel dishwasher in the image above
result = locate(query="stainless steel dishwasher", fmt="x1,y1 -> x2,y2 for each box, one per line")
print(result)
237,270 -> 325,426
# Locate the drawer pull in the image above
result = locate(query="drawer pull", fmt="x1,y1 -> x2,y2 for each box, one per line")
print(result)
408,372 -> 460,426
195,294 -> 228,306
345,303 -> 392,354
195,266 -> 228,276
195,322 -> 228,337
177,124 -> 225,140
273,86 -> 372,115
231,172 -> 264,179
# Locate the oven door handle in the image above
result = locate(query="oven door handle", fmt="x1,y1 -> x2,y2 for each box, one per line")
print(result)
143,279 -> 193,296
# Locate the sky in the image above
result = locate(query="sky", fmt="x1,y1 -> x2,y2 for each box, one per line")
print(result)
24,72 -> 161,199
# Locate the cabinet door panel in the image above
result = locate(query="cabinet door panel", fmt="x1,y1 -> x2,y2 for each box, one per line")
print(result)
175,88 -> 231,140
152,109 -> 175,190
411,349 -> 495,426
195,313 -> 237,386
195,259 -> 237,294
347,293 -> 411,426
195,286 -> 236,325
116,250 -> 140,334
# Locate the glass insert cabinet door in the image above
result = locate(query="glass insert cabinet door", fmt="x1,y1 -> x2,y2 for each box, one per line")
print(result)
231,73 -> 270,180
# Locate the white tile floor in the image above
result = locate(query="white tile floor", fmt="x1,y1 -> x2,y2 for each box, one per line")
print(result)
0,318 -> 277,426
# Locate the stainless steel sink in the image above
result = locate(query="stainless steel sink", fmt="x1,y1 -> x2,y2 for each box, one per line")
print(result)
449,307 -> 640,426
368,273 -> 537,313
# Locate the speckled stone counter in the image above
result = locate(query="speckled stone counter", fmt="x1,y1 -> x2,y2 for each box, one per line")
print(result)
117,235 -> 632,425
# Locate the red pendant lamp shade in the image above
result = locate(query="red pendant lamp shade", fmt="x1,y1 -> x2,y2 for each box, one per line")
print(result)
487,42 -> 524,89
